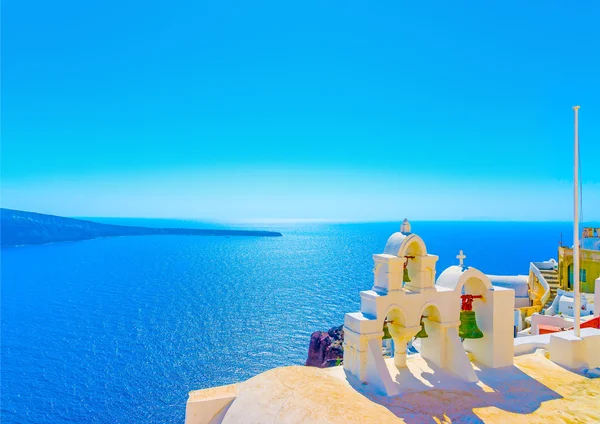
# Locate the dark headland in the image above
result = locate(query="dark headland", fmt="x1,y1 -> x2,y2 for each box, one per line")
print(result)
0,208 -> 282,247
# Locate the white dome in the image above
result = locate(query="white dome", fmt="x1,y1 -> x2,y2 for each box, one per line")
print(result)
383,232 -> 409,256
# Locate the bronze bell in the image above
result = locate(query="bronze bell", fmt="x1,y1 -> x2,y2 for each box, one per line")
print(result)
459,310 -> 483,339
402,266 -> 411,283
382,322 -> 392,340
415,317 -> 428,338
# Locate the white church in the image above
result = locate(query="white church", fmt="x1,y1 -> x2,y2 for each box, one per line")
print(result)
342,219 -> 516,395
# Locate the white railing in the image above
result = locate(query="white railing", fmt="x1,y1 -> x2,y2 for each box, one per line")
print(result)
532,259 -> 557,270
529,262 -> 551,307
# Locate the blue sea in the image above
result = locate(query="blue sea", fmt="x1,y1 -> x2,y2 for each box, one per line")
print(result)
0,221 -> 579,423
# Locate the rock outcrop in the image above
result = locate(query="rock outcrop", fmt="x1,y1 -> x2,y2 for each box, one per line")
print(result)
306,325 -> 344,368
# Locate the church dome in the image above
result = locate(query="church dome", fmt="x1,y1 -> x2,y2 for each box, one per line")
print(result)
383,220 -> 427,257
383,232 -> 409,256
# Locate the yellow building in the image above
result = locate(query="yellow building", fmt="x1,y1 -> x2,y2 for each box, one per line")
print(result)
558,227 -> 600,293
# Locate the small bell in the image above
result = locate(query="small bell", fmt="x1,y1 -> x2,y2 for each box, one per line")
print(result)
415,317 -> 428,338
459,310 -> 483,339
402,266 -> 411,283
382,322 -> 392,340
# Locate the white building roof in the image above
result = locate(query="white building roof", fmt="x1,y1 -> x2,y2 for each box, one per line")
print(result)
487,275 -> 529,298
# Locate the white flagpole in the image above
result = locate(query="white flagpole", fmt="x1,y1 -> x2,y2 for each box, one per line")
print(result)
573,105 -> 581,337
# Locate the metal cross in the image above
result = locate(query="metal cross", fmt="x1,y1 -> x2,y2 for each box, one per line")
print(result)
456,250 -> 466,267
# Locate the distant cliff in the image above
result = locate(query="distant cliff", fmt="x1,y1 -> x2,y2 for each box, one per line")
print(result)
306,325 -> 344,368
0,208 -> 282,247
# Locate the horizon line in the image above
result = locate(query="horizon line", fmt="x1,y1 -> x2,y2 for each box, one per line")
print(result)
79,216 -> 600,225
3,208 -> 599,225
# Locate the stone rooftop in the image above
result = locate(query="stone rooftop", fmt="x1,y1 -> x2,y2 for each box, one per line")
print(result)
187,352 -> 600,423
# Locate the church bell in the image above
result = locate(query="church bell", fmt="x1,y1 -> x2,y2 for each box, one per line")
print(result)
382,322 -> 392,340
402,266 -> 411,283
415,317 -> 428,338
458,310 -> 483,339
402,256 -> 415,284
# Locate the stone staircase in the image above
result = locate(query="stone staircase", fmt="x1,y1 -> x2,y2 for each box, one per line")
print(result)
540,268 -> 560,309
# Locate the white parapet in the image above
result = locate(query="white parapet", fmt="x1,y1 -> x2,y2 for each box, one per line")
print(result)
185,385 -> 237,424
548,328 -> 600,370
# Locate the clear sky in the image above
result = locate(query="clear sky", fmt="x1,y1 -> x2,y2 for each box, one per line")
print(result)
2,1 -> 599,222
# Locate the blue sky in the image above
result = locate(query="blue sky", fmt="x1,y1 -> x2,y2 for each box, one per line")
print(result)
2,1 -> 599,221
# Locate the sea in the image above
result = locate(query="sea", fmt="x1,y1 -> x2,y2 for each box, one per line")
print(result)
0,220 -> 582,423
